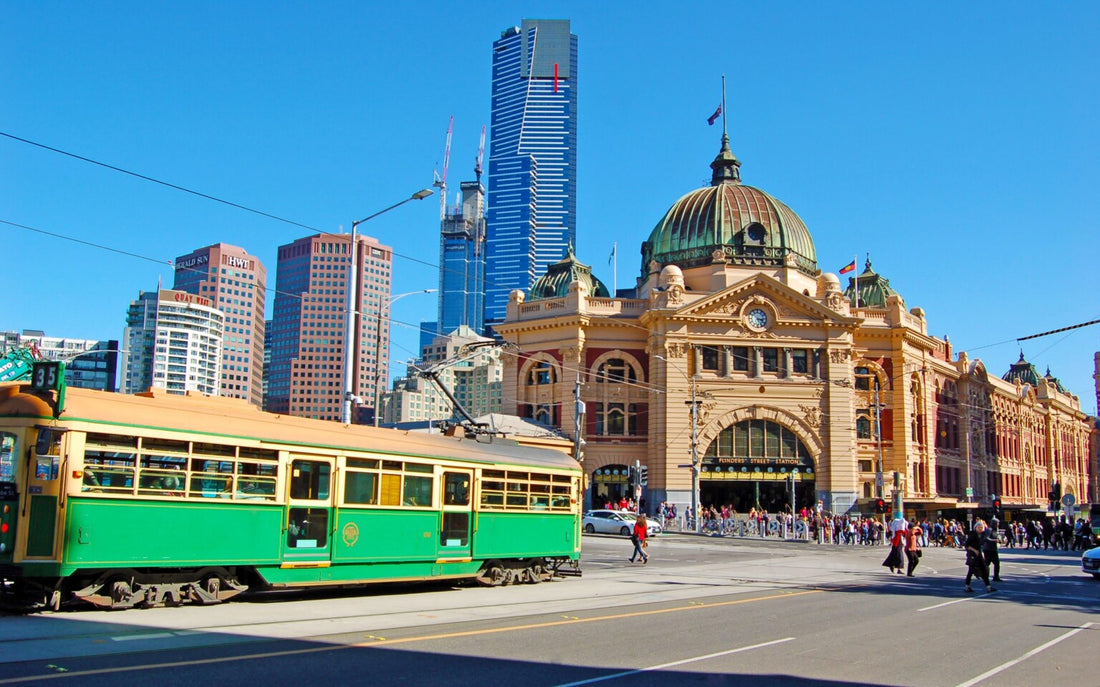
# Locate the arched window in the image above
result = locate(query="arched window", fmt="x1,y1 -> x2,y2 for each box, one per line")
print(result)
594,403 -> 639,436
856,414 -> 873,440
703,419 -> 812,463
854,366 -> 876,391
596,358 -> 636,383
527,361 -> 556,386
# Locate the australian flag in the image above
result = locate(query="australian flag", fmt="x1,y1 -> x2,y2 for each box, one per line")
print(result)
707,104 -> 722,126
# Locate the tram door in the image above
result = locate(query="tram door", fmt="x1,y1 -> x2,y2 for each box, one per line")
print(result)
437,470 -> 473,560
282,456 -> 335,567
19,428 -> 64,561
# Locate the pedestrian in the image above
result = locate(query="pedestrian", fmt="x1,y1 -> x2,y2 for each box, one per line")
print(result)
983,517 -> 1002,582
905,519 -> 923,576
964,520 -> 996,593
882,515 -> 907,574
628,513 -> 649,564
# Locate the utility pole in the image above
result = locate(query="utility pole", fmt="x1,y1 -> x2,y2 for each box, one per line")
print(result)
687,370 -> 701,533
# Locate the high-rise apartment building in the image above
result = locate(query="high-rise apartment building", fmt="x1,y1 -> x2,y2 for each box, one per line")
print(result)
1,330 -> 119,391
484,19 -> 578,330
383,325 -> 503,424
266,233 -> 393,423
172,243 -> 266,406
436,179 -> 487,337
121,289 -> 224,396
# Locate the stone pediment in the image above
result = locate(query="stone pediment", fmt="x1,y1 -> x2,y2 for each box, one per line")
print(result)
674,273 -> 857,329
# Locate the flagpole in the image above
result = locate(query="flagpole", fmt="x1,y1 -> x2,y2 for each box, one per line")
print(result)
611,242 -> 617,296
852,254 -> 859,308
721,74 -> 727,137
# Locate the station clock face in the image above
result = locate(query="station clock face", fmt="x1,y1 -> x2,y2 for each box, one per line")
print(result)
747,308 -> 769,329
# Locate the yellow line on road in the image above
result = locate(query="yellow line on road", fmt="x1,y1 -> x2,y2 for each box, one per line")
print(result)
0,588 -> 823,684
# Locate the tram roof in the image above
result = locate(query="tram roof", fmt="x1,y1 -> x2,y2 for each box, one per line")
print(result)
0,383 -> 581,472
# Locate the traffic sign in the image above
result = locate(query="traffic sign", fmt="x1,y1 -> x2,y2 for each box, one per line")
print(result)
1061,493 -> 1075,507
965,487 -> 974,498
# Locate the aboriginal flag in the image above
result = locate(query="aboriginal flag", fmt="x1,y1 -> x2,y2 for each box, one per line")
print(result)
839,260 -> 856,274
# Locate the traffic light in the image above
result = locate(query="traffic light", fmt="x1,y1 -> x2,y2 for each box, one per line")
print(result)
639,465 -> 648,486
874,498 -> 887,514
627,465 -> 637,491
991,497 -> 1001,512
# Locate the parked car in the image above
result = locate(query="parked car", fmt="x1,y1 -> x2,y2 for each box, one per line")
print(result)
582,510 -> 662,537
1082,545 -> 1100,579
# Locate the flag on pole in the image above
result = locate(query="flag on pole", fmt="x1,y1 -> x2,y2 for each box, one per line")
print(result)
707,105 -> 722,126
609,243 -> 616,265
839,260 -> 856,274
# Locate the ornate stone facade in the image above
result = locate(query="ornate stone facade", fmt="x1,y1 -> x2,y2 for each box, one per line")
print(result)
493,140 -> 1092,517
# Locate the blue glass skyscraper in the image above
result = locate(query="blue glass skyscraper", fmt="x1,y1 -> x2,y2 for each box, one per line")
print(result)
484,19 -> 577,330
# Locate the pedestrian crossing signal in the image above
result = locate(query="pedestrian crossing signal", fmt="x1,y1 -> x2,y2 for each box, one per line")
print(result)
639,466 -> 648,486
874,498 -> 887,514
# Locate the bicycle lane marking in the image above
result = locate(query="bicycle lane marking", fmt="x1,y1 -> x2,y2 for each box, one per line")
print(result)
552,637 -> 796,687
953,621 -> 1094,687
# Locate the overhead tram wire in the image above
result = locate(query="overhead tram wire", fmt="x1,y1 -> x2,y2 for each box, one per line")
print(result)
1,130 -> 559,309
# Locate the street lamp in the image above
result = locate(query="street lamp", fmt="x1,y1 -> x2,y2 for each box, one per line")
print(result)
343,188 -> 433,425
372,288 -> 437,427
655,352 -> 702,533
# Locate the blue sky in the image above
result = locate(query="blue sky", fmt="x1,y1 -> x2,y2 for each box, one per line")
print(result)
3,2 -> 1098,410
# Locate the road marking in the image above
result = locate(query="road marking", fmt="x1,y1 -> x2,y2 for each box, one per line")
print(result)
0,589 -> 822,684
954,621 -> 1094,687
918,591 -> 995,612
110,632 -> 175,642
551,637 -> 796,687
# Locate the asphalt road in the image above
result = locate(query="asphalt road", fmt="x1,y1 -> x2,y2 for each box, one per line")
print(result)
0,534 -> 1095,686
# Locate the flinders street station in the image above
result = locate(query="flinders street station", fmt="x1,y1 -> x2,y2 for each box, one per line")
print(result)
493,133 -> 1093,518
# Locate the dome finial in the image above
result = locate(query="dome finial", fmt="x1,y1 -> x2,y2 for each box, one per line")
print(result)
710,133 -> 741,185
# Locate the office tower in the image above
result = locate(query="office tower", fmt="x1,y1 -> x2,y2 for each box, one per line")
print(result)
437,179 -> 487,336
484,18 -> 578,330
121,289 -> 224,396
266,233 -> 393,423
1,330 -> 119,392
172,243 -> 267,406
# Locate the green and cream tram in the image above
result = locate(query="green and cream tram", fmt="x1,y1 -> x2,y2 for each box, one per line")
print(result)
0,380 -> 582,610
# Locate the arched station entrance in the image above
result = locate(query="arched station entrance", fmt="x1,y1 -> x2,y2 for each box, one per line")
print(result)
591,464 -> 631,508
701,419 -> 816,513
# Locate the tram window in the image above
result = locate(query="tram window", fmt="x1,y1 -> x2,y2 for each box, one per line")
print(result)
290,461 -> 330,500
287,506 -> 328,549
83,447 -> 136,493
239,447 -> 278,462
443,472 -> 470,506
441,512 -> 469,546
344,471 -> 378,505
193,442 -> 236,458
403,475 -> 433,507
530,483 -> 551,509
0,433 -> 15,483
347,458 -> 380,470
138,455 -> 186,495
191,459 -> 233,497
379,473 -> 401,506
142,438 -> 189,455
237,461 -> 277,500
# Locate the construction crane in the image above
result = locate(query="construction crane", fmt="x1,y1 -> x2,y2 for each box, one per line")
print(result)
474,125 -> 486,184
432,115 -> 453,221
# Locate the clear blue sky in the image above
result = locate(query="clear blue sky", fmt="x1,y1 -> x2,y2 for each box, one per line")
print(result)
3,2 -> 1098,411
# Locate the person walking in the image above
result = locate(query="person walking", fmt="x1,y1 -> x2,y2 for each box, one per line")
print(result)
629,514 -> 649,564
983,517 -> 1003,582
882,514 -> 908,574
965,520 -> 996,593
905,520 -> 923,576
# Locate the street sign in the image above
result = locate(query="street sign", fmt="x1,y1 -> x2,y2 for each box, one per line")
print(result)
965,487 -> 974,498
1061,493 -> 1075,507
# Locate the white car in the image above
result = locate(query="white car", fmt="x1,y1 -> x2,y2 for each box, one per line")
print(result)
582,510 -> 662,537
1082,545 -> 1100,579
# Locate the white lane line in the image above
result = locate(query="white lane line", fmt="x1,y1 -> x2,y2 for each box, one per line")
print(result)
954,621 -> 1094,687
111,632 -> 175,642
552,637 -> 795,687
918,592 -> 995,612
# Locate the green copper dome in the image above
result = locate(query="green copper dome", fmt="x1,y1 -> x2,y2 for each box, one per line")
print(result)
641,134 -> 817,277
843,258 -> 902,308
528,248 -> 610,300
1002,353 -> 1041,387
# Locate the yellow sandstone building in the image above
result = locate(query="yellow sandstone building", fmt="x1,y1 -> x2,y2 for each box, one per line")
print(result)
494,134 -> 1092,518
